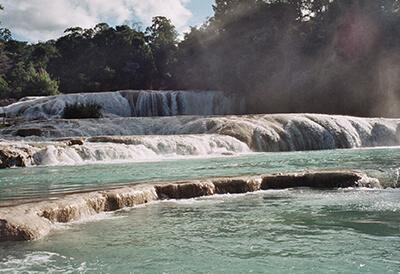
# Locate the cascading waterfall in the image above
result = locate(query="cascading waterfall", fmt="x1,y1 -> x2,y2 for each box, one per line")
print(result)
122,90 -> 244,116
1,92 -> 132,120
3,114 -> 399,152
1,90 -> 245,119
0,135 -> 250,167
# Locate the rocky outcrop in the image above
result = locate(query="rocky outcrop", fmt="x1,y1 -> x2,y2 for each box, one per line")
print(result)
155,180 -> 215,199
0,170 -> 379,242
261,172 -> 365,189
65,138 -> 85,146
0,145 -> 35,168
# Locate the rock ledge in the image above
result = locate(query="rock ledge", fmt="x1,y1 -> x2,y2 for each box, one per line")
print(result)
0,170 -> 378,242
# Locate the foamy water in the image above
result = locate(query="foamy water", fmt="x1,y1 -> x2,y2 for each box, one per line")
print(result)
3,114 -> 399,152
1,134 -> 251,167
2,90 -> 245,119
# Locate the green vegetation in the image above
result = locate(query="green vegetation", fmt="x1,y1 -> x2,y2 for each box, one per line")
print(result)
1,1 -> 400,116
62,102 -> 103,119
0,5 -> 59,99
6,63 -> 59,97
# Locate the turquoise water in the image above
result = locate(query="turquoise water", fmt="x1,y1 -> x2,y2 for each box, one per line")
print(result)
0,188 -> 399,273
0,147 -> 399,202
0,147 -> 400,273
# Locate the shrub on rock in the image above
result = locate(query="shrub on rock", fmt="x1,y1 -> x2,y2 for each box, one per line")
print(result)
62,102 -> 102,119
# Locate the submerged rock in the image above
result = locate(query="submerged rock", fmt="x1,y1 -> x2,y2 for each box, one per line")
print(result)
0,170 -> 378,242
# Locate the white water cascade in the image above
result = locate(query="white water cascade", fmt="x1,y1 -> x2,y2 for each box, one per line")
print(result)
121,90 -> 243,116
0,135 -> 250,167
3,114 -> 399,151
1,90 -> 245,120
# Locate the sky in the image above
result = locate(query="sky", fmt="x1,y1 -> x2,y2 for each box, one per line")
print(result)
0,0 -> 214,42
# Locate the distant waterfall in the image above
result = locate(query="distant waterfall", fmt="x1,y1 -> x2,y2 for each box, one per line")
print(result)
120,90 -> 244,117
2,90 -> 245,120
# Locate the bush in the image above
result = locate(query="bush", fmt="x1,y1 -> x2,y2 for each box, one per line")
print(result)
7,63 -> 59,98
0,75 -> 10,98
26,68 -> 59,96
62,102 -> 103,119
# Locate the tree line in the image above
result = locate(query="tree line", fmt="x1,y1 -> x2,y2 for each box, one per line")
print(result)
0,11 -> 178,98
1,0 -> 400,116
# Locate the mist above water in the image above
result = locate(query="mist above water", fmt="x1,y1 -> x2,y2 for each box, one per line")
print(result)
174,0 -> 400,117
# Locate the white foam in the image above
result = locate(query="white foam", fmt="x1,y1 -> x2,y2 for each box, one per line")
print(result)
0,251 -> 91,273
4,114 -> 398,151
3,90 -> 244,119
2,134 -> 251,167
356,174 -> 381,188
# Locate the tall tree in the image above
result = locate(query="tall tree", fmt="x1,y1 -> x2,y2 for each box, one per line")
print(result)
0,4 -> 11,98
146,16 -> 178,88
48,23 -> 155,92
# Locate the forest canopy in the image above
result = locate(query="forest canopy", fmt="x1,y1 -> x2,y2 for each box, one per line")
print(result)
1,0 -> 400,117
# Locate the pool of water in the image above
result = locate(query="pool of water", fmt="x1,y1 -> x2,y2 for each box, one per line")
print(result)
1,147 -> 399,202
1,188 -> 399,273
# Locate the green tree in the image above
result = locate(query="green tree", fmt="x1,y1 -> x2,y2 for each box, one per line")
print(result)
48,23 -> 155,92
0,4 -> 11,81
31,42 -> 59,69
0,74 -> 10,98
7,62 -> 58,98
26,68 -> 59,96
146,16 -> 178,88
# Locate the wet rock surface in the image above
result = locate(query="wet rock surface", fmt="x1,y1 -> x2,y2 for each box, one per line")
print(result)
0,146 -> 34,168
15,128 -> 44,137
0,170 -> 378,242
0,135 -> 250,168
261,172 -> 364,189
2,114 -> 399,151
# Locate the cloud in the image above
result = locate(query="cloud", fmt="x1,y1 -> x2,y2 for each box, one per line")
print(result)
0,0 -> 193,42
131,0 -> 192,29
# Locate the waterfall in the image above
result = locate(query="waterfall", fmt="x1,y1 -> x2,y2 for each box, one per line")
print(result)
121,90 -> 243,117
2,90 -> 244,119
2,92 -> 132,120
0,135 -> 250,167
2,114 -> 398,151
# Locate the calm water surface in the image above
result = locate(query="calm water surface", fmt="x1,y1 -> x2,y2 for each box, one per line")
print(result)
0,188 -> 399,273
0,147 -> 399,202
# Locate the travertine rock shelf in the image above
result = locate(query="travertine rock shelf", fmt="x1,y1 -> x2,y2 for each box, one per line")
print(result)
0,90 -> 245,119
1,113 -> 399,168
2,114 -> 399,151
0,170 -> 379,242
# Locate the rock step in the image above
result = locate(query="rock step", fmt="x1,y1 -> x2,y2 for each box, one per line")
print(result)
0,170 -> 379,242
